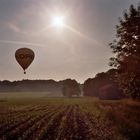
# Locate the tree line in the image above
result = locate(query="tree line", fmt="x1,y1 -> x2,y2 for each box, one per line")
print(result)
0,80 -> 63,94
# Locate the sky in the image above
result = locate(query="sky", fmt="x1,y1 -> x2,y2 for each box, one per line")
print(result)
0,0 -> 139,83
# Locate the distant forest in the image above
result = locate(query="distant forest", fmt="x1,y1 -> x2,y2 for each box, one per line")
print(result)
0,68 -> 123,100
0,79 -> 63,94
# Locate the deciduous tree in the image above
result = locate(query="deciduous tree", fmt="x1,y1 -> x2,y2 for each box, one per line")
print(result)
109,4 -> 140,99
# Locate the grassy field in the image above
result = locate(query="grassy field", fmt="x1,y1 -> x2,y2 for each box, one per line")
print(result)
0,93 -> 140,140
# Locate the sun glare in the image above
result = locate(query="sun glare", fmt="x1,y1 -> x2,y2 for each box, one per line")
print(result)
52,16 -> 65,28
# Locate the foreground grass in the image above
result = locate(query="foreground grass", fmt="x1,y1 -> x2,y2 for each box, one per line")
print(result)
0,95 -> 140,140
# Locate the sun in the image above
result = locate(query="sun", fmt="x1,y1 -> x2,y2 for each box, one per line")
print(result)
52,16 -> 65,28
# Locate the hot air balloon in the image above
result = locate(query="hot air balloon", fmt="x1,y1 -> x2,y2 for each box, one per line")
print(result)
15,48 -> 35,74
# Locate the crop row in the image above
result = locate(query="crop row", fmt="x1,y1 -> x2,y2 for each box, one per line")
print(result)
0,105 -> 63,139
0,102 -> 124,140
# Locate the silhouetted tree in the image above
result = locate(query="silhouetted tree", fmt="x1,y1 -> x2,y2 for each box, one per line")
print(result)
83,69 -> 123,99
83,78 -> 98,97
109,4 -> 140,99
84,72 -> 113,97
99,84 -> 122,100
62,79 -> 81,97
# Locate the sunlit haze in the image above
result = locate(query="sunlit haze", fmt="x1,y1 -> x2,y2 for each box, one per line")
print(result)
51,16 -> 65,28
0,0 -> 139,83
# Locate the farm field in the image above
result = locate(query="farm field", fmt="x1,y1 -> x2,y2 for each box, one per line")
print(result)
0,93 -> 140,140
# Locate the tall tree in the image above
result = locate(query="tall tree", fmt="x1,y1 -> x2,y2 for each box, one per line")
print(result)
109,4 -> 140,99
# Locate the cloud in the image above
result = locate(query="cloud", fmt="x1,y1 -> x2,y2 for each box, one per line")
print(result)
0,39 -> 45,47
7,23 -> 21,33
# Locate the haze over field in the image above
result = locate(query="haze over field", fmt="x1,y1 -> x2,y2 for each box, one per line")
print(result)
0,0 -> 139,82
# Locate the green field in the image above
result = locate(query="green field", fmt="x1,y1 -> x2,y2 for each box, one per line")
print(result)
0,93 -> 140,140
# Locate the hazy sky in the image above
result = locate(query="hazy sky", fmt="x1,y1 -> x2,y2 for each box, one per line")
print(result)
0,0 -> 139,83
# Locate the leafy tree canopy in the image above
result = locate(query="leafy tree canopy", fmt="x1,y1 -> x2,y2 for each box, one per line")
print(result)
109,4 -> 140,99
62,79 -> 81,97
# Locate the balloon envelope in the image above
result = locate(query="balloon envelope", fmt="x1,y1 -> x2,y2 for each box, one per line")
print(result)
15,48 -> 35,73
